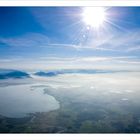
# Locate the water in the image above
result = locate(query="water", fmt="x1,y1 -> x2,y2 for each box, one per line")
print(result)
0,84 -> 60,118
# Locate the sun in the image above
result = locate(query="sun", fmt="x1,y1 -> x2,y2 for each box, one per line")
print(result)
82,7 -> 106,29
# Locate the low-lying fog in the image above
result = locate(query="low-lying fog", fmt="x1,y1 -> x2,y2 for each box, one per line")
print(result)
0,71 -> 140,118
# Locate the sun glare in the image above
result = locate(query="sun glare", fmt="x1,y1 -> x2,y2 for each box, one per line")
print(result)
82,7 -> 106,29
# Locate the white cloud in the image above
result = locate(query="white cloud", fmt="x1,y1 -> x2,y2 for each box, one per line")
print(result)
1,28 -> 140,54
72,29 -> 140,53
96,29 -> 140,52
0,33 -> 50,48
1,56 -> 140,71
126,45 -> 140,52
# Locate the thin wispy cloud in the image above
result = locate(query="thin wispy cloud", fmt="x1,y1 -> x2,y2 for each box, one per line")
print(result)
1,29 -> 140,55
1,56 -> 140,71
0,33 -> 50,48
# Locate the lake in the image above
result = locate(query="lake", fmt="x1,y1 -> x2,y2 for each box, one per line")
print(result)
0,84 -> 60,118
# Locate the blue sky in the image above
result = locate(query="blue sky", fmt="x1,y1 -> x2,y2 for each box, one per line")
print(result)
0,7 -> 140,70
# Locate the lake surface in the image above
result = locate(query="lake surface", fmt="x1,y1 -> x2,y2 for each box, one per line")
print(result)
0,84 -> 60,118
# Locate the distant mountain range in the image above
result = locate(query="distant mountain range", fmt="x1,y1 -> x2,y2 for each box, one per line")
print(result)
0,68 -> 126,79
34,71 -> 58,77
0,69 -> 30,79
34,69 -> 115,77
